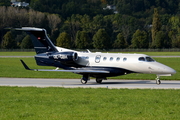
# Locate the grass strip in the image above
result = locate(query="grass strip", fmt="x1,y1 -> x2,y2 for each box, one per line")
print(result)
0,52 -> 35,56
0,87 -> 180,120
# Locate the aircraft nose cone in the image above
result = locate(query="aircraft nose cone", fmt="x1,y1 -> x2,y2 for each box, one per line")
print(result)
155,62 -> 176,75
169,68 -> 176,74
163,66 -> 176,74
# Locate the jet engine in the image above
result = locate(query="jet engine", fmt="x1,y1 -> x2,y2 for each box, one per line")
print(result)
49,52 -> 79,66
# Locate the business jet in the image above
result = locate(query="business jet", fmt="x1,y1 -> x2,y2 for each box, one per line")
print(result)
12,27 -> 176,85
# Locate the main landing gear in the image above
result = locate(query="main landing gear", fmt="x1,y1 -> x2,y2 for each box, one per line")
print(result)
80,75 -> 106,84
81,79 -> 87,84
96,78 -> 103,84
156,75 -> 161,85
81,75 -> 89,84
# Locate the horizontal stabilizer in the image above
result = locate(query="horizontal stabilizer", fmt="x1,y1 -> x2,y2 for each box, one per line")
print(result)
10,27 -> 58,54
7,27 -> 44,31
20,60 -> 109,74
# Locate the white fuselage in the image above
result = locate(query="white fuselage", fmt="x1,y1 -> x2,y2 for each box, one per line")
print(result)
56,46 -> 176,76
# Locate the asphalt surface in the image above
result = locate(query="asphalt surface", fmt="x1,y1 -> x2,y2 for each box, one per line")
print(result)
1,55 -> 179,89
0,78 -> 180,89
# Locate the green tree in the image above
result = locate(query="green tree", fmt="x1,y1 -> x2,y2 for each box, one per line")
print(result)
113,33 -> 127,49
0,0 -> 10,6
80,14 -> 91,32
168,16 -> 180,48
168,30 -> 179,48
20,35 -> 33,49
151,8 -> 161,47
75,30 -> 81,48
75,31 -> 91,49
169,16 -> 180,30
93,29 -> 110,49
56,32 -> 71,48
91,15 -> 105,33
1,31 -> 16,49
131,29 -> 148,48
154,31 -> 165,48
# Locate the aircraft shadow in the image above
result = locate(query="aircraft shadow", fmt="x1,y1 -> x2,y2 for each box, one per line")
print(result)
70,80 -> 180,86
87,80 -> 152,85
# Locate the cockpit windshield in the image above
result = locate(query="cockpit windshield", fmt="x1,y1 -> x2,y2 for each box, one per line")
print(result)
138,56 -> 155,62
138,57 -> 145,61
146,57 -> 155,62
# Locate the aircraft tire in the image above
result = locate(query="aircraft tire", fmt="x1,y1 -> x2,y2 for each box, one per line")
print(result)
96,78 -> 102,84
156,79 -> 161,85
81,79 -> 87,84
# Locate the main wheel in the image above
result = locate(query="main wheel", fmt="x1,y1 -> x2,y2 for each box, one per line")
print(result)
81,79 -> 87,84
96,78 -> 102,84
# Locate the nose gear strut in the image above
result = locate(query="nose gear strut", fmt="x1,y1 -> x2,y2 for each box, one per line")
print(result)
156,75 -> 161,85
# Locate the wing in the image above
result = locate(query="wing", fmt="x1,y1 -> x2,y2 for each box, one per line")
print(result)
20,60 -> 109,74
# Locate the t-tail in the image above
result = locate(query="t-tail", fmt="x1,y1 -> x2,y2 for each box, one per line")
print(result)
12,27 -> 79,68
14,27 -> 58,54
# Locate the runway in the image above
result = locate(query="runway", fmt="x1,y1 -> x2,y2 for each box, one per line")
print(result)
0,78 -> 180,89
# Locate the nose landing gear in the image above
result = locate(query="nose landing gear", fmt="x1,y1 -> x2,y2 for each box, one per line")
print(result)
156,75 -> 161,85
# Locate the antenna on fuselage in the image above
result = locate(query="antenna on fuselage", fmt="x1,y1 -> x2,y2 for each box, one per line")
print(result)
87,49 -> 91,53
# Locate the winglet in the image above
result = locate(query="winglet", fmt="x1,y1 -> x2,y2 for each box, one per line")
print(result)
20,60 -> 31,70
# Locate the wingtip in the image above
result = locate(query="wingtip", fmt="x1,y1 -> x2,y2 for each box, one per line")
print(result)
20,59 -> 31,70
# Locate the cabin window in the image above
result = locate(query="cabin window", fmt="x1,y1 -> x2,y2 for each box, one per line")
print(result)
116,57 -> 120,61
146,57 -> 155,62
139,57 -> 145,61
95,55 -> 101,63
110,57 -> 113,61
103,57 -> 107,61
123,57 -> 127,61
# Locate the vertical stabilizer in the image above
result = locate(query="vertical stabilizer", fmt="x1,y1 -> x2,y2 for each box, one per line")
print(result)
15,27 -> 58,54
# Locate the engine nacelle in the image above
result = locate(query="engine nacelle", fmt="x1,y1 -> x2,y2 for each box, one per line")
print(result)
49,52 -> 78,66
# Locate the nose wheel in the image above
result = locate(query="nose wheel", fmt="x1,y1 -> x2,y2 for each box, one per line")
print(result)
156,79 -> 161,85
156,75 -> 161,85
